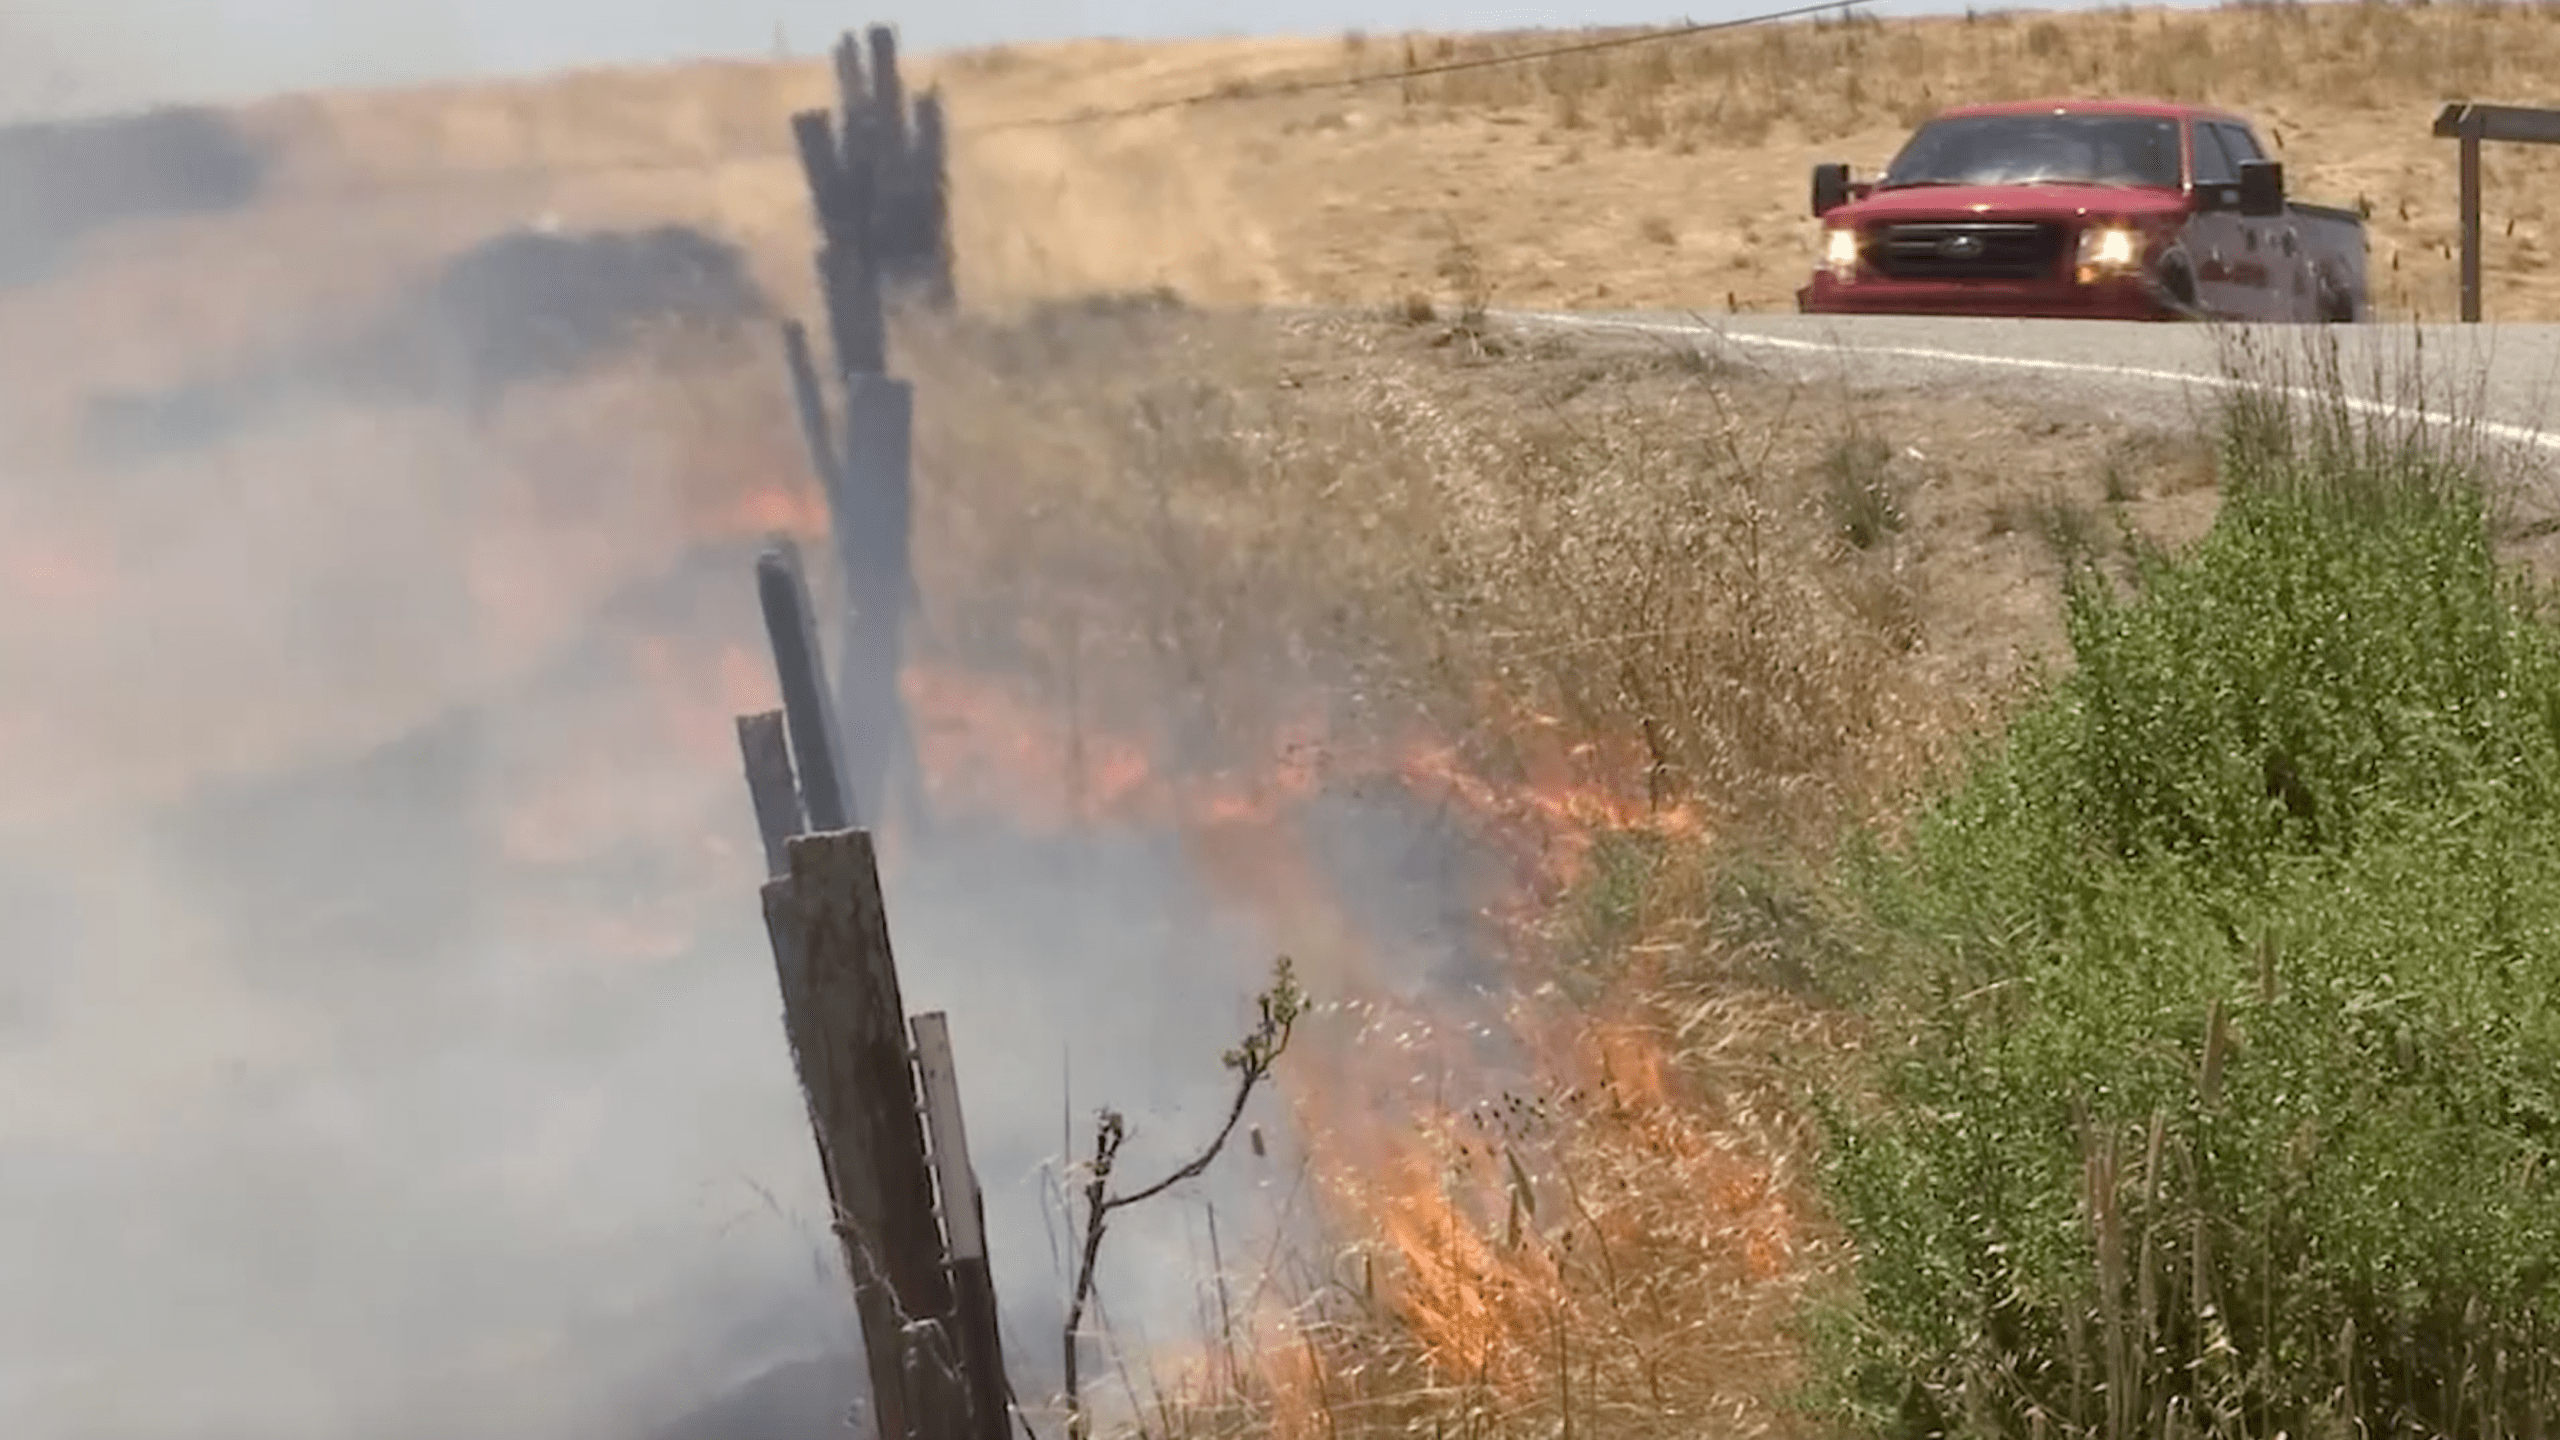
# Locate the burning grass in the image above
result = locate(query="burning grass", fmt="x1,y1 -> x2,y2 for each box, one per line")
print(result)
899,302 -> 1970,851
0,222 -> 2350,1431
888,302 -> 2560,1439
881,297 -> 2240,1438
0,230 -> 2274,1431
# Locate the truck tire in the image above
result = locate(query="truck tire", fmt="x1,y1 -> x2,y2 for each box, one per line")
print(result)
2316,272 -> 2358,323
2156,260 -> 2202,320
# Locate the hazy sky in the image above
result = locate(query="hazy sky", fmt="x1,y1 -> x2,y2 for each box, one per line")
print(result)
4,0 -> 2235,111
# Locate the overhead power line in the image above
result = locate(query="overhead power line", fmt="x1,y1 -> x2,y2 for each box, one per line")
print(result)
963,0 -> 1871,135
140,0 -> 1873,202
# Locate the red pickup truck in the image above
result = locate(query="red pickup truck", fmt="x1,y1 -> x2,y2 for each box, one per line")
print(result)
1797,99 -> 2367,323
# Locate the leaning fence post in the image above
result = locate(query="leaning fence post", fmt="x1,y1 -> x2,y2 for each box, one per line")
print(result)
760,844 -> 901,1440
739,26 -> 1007,1440
756,538 -> 857,830
763,830 -> 960,1438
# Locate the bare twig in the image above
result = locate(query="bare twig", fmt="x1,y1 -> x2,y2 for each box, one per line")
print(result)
1062,957 -> 1306,1440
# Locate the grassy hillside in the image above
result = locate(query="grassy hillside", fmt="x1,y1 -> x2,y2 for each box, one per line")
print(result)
14,1 -> 2557,823
15,1 -> 2560,339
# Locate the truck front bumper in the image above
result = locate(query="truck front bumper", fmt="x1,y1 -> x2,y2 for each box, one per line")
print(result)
1796,270 -> 2177,321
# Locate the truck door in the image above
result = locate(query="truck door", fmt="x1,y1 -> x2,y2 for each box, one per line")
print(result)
2185,121 -> 2255,318
2203,121 -> 2306,319
2191,121 -> 2293,317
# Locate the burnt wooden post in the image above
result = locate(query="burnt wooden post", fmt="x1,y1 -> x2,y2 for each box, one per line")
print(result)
762,829 -> 958,1439
834,371 -> 916,840
913,1011 -> 1014,1440
835,31 -> 874,160
869,25 -> 908,154
783,320 -> 840,485
912,90 -> 956,309
736,29 -> 1006,1440
756,537 -> 858,830
783,31 -> 929,836
738,568 -> 997,1440
794,108 -> 888,379
2432,101 -> 2560,323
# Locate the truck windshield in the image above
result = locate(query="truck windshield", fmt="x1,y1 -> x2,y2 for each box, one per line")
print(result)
1879,113 -> 2184,190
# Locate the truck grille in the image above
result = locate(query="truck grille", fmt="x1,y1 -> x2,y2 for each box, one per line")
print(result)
1869,221 -> 2066,281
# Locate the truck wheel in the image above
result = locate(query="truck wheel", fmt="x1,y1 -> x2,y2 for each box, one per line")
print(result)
2157,261 -> 2200,319
2317,275 -> 2358,323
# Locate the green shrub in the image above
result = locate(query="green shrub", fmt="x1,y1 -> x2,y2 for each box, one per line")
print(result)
1810,367 -> 2560,1438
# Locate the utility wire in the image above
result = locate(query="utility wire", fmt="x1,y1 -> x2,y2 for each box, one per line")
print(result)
173,0 -> 1870,199
963,0 -> 1870,135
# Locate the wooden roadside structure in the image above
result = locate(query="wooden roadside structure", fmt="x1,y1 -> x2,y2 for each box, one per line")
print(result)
728,26 -> 1011,1440
2431,101 -> 2560,323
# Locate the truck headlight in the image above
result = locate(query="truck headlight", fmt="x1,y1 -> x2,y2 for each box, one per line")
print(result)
1823,226 -> 1861,281
2075,224 -> 2141,280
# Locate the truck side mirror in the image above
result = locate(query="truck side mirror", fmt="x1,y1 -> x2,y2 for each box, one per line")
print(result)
1812,162 -> 1852,218
2238,159 -> 2286,218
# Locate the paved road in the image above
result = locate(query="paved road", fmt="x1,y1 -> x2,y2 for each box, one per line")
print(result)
1498,310 -> 2560,459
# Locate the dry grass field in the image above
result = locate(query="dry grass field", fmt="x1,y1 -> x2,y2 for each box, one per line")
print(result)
15,4 -> 2560,1437
14,0 -> 2557,822
44,1 -> 2560,323
20,0 -> 2560,353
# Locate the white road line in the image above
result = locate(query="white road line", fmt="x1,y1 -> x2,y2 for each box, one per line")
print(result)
1496,309 -> 2560,457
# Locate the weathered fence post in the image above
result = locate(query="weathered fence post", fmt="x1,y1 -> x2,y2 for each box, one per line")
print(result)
2457,104 -> 2483,325
755,537 -> 857,830
833,369 -> 916,840
738,30 -> 1012,1434
913,1011 -> 1014,1440
761,829 -> 960,1439
741,582 -> 1010,1439
735,709 -> 805,879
